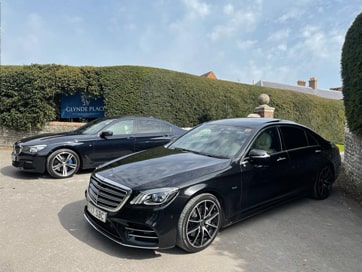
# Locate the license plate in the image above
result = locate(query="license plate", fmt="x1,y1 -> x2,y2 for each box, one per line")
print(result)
87,201 -> 107,223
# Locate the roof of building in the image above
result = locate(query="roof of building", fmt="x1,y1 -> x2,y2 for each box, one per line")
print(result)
254,80 -> 343,100
200,71 -> 217,79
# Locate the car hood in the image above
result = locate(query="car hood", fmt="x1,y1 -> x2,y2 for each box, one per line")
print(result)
94,147 -> 231,190
15,131 -> 84,146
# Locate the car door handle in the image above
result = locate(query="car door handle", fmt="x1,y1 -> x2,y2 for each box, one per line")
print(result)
277,157 -> 286,162
315,149 -> 322,153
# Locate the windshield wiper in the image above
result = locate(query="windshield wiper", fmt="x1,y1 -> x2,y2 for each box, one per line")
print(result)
172,147 -> 195,153
201,152 -> 229,159
172,147 -> 228,159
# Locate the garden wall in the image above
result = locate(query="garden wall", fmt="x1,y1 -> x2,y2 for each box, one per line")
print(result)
0,122 -> 84,147
335,125 -> 362,206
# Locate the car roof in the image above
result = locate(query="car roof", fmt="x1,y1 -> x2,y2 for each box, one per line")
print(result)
206,117 -> 298,128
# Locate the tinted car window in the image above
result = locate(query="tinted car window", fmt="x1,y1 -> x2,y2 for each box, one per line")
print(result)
251,127 -> 281,154
107,120 -> 134,135
77,119 -> 114,134
280,126 -> 308,150
137,120 -> 172,134
306,131 -> 319,146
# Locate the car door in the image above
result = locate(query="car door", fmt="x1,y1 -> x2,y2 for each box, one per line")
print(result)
279,125 -> 322,192
133,118 -> 175,151
240,126 -> 292,209
90,119 -> 136,166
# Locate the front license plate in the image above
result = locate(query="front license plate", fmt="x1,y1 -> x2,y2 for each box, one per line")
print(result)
87,201 -> 107,223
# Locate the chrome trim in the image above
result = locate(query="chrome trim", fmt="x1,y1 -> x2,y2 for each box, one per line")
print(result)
83,213 -> 159,250
125,227 -> 158,240
87,173 -> 132,212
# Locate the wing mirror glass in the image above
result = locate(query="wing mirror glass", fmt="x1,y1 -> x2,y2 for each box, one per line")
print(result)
100,130 -> 113,138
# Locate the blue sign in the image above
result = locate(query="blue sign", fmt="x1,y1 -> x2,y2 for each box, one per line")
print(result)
61,93 -> 105,118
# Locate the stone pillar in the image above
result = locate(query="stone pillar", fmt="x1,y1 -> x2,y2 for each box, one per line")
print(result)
253,94 -> 275,118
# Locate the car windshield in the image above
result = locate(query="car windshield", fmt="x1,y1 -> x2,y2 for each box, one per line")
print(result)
74,118 -> 115,135
169,123 -> 253,158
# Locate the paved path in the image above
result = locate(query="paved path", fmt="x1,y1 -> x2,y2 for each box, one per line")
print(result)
1,147 -> 362,272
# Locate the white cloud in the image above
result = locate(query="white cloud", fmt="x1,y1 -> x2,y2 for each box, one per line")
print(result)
182,0 -> 210,18
223,4 -> 234,16
277,44 -> 287,51
267,29 -> 290,42
277,8 -> 304,23
209,9 -> 259,42
237,40 -> 257,50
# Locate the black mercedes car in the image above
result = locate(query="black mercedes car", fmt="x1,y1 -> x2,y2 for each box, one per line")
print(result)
11,116 -> 186,178
84,118 -> 341,253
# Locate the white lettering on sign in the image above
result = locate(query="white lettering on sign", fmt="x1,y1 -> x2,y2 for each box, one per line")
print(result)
65,106 -> 105,112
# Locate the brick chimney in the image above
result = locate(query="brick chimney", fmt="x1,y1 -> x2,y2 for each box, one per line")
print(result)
309,77 -> 317,89
297,80 -> 306,86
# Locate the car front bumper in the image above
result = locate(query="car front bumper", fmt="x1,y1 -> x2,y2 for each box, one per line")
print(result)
11,151 -> 47,173
84,190 -> 183,250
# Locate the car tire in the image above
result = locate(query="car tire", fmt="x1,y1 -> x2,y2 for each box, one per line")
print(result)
177,193 -> 222,253
312,165 -> 334,200
47,149 -> 80,178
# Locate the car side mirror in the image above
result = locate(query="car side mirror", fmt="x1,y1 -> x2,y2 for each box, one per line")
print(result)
249,149 -> 270,164
100,130 -> 113,138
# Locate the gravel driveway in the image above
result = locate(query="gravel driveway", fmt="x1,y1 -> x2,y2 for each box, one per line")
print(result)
1,147 -> 362,272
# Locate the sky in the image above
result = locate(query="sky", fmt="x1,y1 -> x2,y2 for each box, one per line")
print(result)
1,0 -> 362,90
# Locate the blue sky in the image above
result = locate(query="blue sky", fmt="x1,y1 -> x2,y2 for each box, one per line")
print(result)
2,0 -> 361,90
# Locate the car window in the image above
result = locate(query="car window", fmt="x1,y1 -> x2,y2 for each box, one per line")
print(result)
306,131 -> 319,146
251,127 -> 281,154
280,126 -> 308,150
136,119 -> 172,134
77,119 -> 115,134
169,124 -> 253,158
106,120 -> 134,135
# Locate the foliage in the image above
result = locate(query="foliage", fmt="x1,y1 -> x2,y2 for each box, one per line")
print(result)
0,64 -> 102,130
341,12 -> 362,136
0,65 -> 344,143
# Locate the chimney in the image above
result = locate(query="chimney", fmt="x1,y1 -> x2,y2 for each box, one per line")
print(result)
309,77 -> 317,89
297,80 -> 306,86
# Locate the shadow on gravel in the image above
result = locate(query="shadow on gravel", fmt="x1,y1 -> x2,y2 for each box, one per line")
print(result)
57,200 -> 185,259
0,165 -> 49,180
0,165 -> 93,180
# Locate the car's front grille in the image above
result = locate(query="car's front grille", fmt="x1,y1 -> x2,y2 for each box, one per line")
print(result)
88,174 -> 132,212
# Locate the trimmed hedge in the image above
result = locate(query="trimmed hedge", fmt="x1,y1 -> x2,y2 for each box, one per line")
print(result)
0,65 -> 344,143
342,12 -> 362,136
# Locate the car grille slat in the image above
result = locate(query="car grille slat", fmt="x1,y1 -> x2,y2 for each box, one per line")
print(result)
88,175 -> 132,212
89,180 -> 127,198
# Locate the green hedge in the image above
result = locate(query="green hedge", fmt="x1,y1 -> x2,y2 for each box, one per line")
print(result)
0,65 -> 344,143
342,12 -> 362,136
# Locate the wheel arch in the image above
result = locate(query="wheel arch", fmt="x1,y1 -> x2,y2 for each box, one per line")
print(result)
182,184 -> 228,226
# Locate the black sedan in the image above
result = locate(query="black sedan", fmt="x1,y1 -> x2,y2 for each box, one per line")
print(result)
11,116 -> 186,178
84,118 -> 341,253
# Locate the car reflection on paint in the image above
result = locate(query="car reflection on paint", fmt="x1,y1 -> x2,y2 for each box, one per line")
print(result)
11,116 -> 186,178
84,117 -> 341,252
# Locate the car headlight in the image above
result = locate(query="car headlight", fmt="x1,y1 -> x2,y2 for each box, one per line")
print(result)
130,187 -> 179,206
22,145 -> 47,153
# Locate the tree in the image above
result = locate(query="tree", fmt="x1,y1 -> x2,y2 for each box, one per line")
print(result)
341,12 -> 362,136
